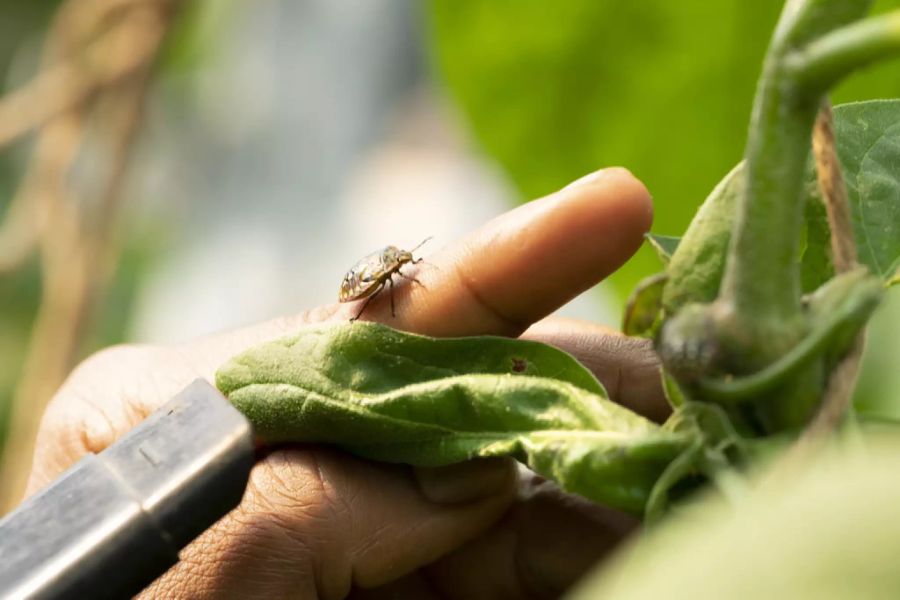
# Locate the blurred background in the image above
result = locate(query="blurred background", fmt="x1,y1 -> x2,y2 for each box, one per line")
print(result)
1,0 -> 899,511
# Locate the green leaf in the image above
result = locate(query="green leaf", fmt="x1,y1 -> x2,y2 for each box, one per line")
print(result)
656,161 -> 836,306
568,435 -> 900,600
804,100 -> 900,284
644,402 -> 751,523
643,438 -> 704,525
216,322 -> 688,513
645,234 -> 680,265
661,369 -> 688,409
662,163 -> 743,313
622,272 -> 667,337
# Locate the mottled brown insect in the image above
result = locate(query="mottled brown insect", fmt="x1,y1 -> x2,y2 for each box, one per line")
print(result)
339,237 -> 431,321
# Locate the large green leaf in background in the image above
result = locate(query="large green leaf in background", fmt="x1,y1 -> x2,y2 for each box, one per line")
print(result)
427,0 -> 900,300
569,436 -> 900,599
812,100 -> 900,283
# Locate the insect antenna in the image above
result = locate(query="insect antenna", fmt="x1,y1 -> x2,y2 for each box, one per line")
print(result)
409,236 -> 433,254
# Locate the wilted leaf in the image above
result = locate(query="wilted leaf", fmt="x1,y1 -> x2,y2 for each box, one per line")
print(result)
805,100 -> 900,284
216,322 -> 688,513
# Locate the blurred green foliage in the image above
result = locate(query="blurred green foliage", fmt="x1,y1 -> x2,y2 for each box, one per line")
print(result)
427,0 -> 900,296
0,0 -> 172,454
0,241 -> 159,453
572,434 -> 900,599
0,1 -> 58,74
0,0 -> 60,457
0,261 -> 40,451
427,0 -> 900,415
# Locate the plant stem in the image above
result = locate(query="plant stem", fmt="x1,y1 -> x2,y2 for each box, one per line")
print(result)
698,269 -> 882,403
788,10 -> 900,92
717,0 -> 870,361
718,91 -> 815,333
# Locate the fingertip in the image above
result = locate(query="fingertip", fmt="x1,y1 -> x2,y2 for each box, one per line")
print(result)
607,166 -> 653,230
551,166 -> 653,285
569,166 -> 653,246
342,165 -> 655,337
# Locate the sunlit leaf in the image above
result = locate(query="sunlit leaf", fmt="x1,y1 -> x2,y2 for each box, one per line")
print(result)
216,322 -> 688,513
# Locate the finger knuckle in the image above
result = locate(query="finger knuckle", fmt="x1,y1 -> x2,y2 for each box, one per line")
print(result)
40,343 -> 164,453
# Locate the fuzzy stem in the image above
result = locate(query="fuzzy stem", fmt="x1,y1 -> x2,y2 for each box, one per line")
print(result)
698,270 -> 881,404
788,10 -> 900,92
717,0 -> 871,360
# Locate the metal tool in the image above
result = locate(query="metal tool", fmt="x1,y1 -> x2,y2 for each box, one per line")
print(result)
0,379 -> 254,599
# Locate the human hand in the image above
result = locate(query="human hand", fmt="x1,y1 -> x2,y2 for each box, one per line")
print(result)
25,167 -> 667,598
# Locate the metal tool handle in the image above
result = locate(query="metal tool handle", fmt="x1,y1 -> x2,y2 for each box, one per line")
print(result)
0,379 -> 254,599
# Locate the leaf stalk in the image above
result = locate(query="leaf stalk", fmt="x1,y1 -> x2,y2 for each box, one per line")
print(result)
788,10 -> 900,92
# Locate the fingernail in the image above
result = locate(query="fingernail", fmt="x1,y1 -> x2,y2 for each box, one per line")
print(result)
563,170 -> 604,190
414,458 -> 517,504
562,166 -> 634,191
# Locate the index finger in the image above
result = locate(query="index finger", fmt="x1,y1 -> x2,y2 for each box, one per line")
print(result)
344,166 -> 652,337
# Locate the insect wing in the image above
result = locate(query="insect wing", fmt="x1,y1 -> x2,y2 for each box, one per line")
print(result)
340,249 -> 390,301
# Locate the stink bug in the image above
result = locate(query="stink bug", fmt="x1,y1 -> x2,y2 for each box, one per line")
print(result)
339,237 -> 432,321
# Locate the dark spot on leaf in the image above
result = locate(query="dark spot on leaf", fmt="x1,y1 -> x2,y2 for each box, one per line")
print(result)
512,358 -> 527,373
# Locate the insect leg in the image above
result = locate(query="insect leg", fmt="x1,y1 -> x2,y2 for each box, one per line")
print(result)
389,276 -> 395,317
350,284 -> 383,322
413,257 -> 440,272
397,270 -> 424,288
